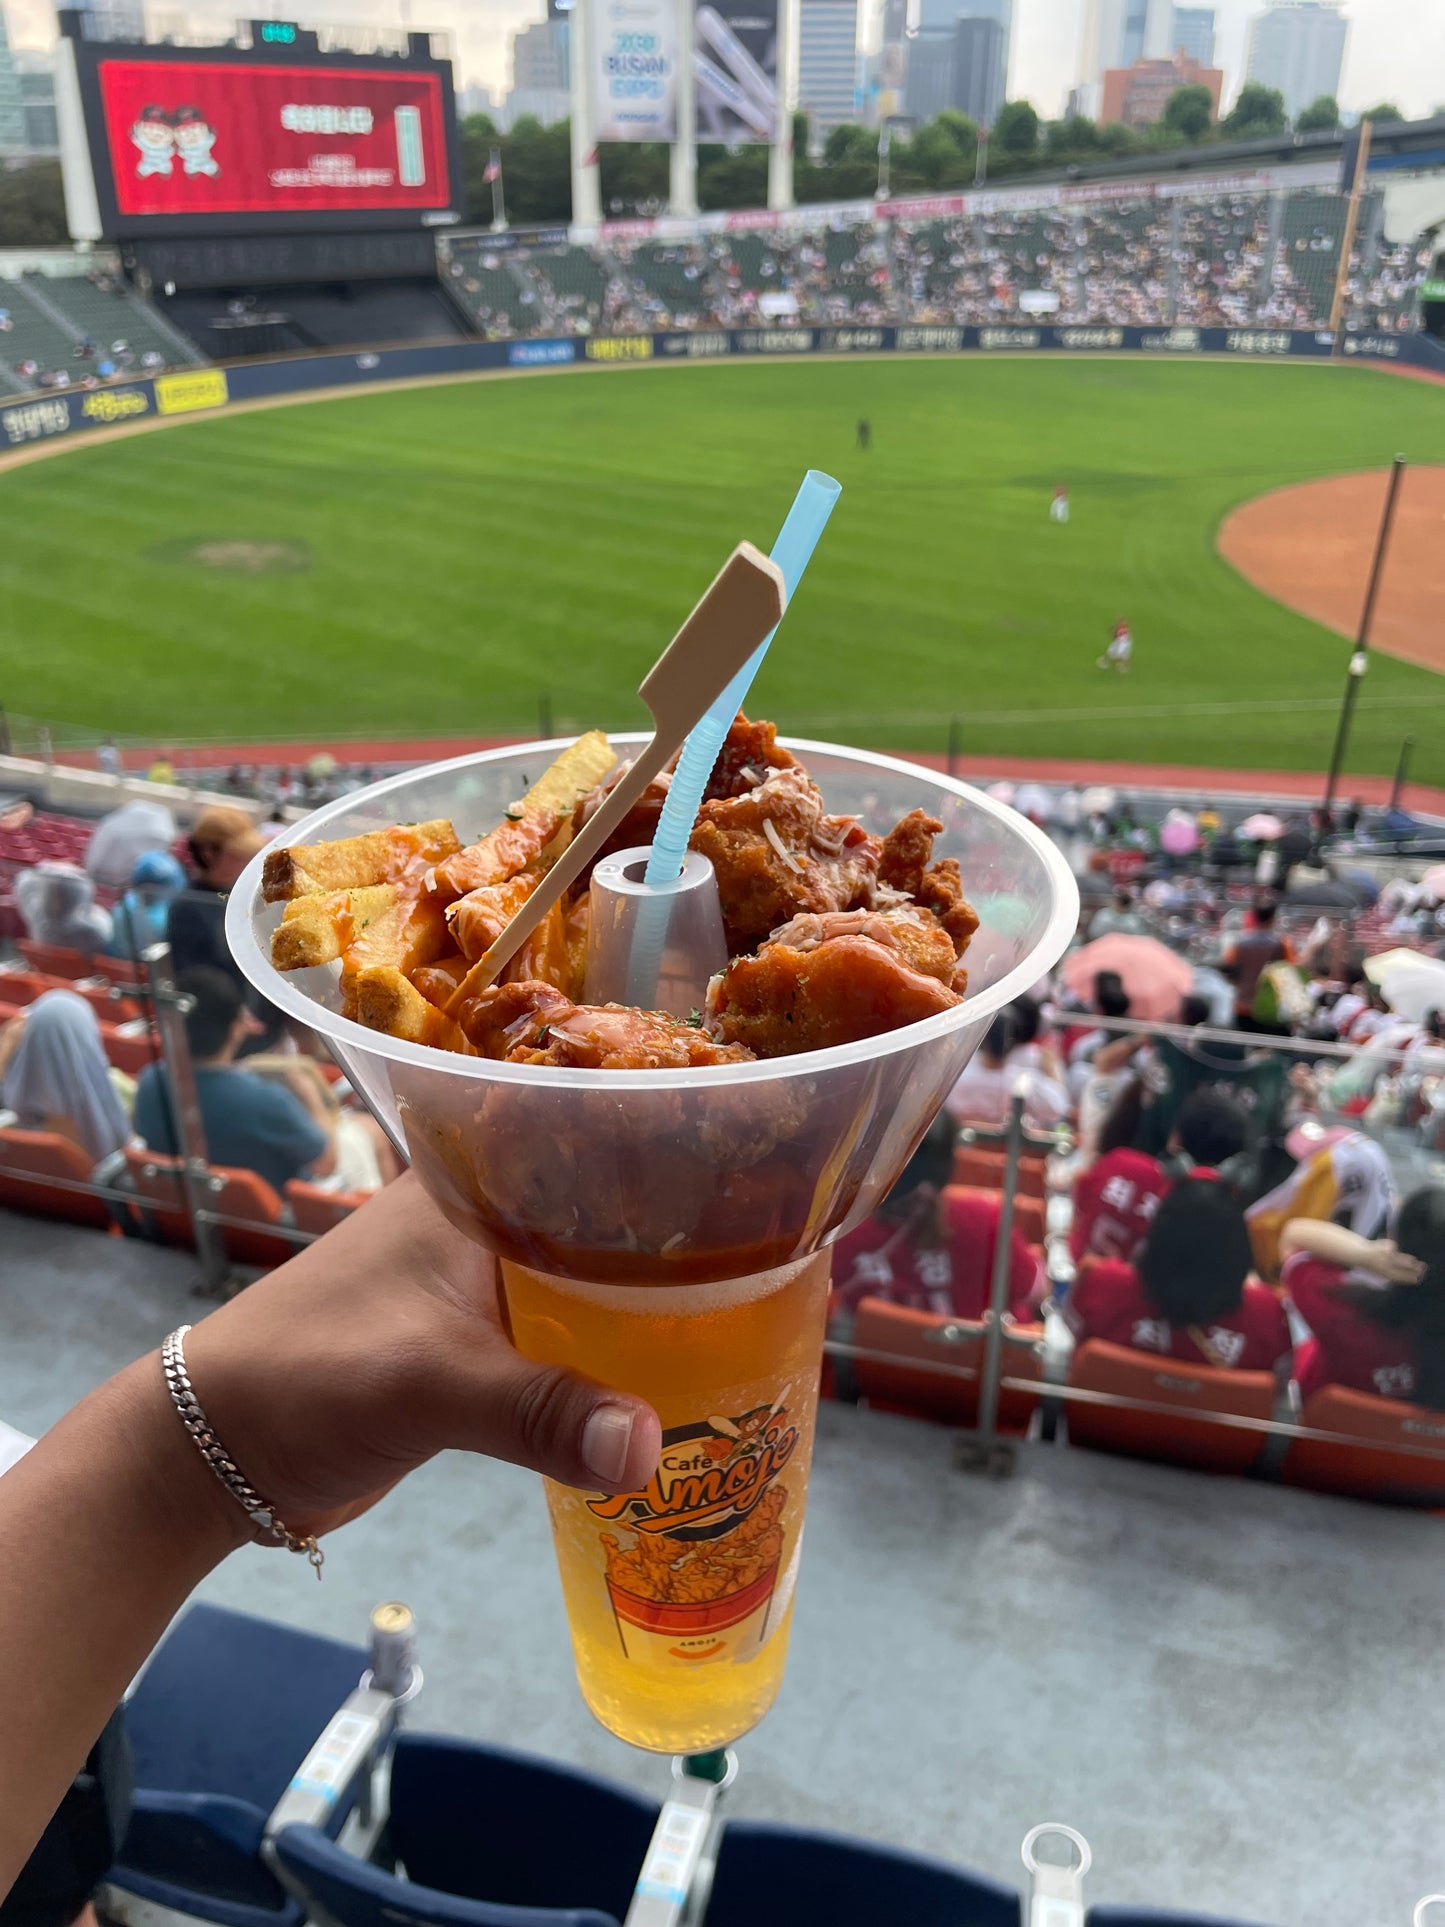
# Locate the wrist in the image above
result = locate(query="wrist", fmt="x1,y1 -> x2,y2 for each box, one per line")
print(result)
104,1354 -> 253,1571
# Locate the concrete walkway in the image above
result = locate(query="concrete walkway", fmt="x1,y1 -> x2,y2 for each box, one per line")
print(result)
4,1209 -> 1442,1922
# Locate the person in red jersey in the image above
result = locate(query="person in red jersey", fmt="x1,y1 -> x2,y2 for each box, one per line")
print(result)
1067,1175 -> 1290,1373
832,1117 -> 1042,1321
1070,1089 -> 1247,1266
1280,1191 -> 1445,1404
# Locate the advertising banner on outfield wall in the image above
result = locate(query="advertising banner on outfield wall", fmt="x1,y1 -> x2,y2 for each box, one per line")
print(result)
696,1 -> 779,143
593,0 -> 680,143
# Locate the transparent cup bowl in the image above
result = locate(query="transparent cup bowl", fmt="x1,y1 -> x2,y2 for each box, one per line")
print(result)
227,738 -> 1078,1286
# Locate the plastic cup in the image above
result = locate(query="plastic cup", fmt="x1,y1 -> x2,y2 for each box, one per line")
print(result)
229,737 -> 1077,1751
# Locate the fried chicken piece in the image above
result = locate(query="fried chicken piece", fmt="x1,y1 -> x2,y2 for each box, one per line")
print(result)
711,929 -> 961,1058
498,896 -> 589,999
449,872 -> 539,963
563,761 -> 674,895
690,766 -> 880,953
411,951 -> 470,1010
876,808 -> 979,957
703,713 -> 800,802
427,809 -> 559,906
456,981 -> 754,1069
765,907 -> 958,987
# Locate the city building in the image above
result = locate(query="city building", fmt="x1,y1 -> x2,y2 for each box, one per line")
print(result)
1171,5 -> 1215,64
72,0 -> 146,38
952,16 -> 1007,126
0,3 -> 25,158
1244,0 -> 1346,121
1074,0 -> 1174,117
1100,49 -> 1223,126
456,83 -> 497,122
505,11 -> 570,129
903,0 -> 1011,128
798,0 -> 860,141
14,50 -> 57,156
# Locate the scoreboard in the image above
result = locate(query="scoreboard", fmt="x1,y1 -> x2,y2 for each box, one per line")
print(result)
57,12 -> 460,241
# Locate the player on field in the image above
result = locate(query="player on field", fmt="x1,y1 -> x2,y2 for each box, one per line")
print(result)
1050,483 -> 1069,523
1098,618 -> 1132,674
856,417 -> 871,451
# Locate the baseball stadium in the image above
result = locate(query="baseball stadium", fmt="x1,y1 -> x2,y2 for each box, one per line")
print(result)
4,6 -> 1445,1925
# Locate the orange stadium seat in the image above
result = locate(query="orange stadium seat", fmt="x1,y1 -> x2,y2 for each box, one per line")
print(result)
951,1143 -> 1048,1198
0,968 -> 62,1008
17,939 -> 98,980
852,1297 -> 1044,1432
125,1148 -> 298,1268
0,1126 -> 116,1231
101,1020 -> 159,1078
70,979 -> 143,1025
1066,1340 -> 1277,1475
948,1183 -> 1045,1248
91,953 -> 147,989
1281,1387 -> 1445,1508
285,1179 -> 372,1237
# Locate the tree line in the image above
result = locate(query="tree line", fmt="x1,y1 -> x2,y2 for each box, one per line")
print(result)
0,91 -> 1422,249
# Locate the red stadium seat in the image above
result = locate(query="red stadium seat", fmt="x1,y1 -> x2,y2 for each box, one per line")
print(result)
1281,1387 -> 1445,1507
124,1148 -> 298,1268
951,1143 -> 1048,1198
853,1297 -> 1044,1431
70,979 -> 143,1025
0,1126 -> 115,1231
17,939 -> 97,980
285,1179 -> 372,1236
91,953 -> 147,989
0,968 -> 63,1008
1066,1340 -> 1277,1475
100,1020 -> 158,1077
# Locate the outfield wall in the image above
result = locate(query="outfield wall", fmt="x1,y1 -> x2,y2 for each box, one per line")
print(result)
4,324 -> 1441,453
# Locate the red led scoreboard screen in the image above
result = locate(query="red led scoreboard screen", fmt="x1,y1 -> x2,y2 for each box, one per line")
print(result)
99,60 -> 450,218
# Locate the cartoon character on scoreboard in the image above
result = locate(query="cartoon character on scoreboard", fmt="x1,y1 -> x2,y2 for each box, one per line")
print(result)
173,106 -> 221,177
130,105 -> 176,177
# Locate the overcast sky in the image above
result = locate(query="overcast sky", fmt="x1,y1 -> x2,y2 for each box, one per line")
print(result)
6,0 -> 1441,121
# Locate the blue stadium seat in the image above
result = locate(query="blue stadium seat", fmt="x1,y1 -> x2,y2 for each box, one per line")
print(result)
1086,1909 -> 1275,1926
103,1603 -> 369,1927
270,1732 -> 660,1927
702,1819 -> 1022,1927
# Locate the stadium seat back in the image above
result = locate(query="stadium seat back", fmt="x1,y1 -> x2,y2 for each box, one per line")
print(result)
109,1603 -> 368,1927
17,938 -> 97,979
71,977 -> 144,1024
101,1019 -> 159,1077
284,1180 -> 371,1236
853,1297 -> 1042,1431
125,1145 -> 194,1245
1067,1341 -> 1275,1474
1281,1386 -> 1445,1507
125,1148 -> 296,1266
703,1819 -> 1021,1927
382,1732 -> 659,1921
0,967 -> 64,1008
92,952 -> 147,987
0,1126 -> 114,1230
950,1144 -> 1047,1198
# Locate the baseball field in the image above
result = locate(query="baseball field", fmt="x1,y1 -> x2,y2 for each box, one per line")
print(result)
2,355 -> 1443,783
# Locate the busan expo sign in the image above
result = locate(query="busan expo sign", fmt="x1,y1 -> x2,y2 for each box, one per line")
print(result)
593,0 -> 679,143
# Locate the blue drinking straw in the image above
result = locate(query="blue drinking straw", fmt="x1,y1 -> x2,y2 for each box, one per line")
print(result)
643,468 -> 843,888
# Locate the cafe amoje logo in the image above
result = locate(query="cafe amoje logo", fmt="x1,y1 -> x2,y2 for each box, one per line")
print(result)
589,1398 -> 798,1543
82,388 -> 149,423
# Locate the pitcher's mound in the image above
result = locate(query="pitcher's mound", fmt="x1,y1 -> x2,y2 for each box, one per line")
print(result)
148,537 -> 313,574
1218,467 -> 1445,674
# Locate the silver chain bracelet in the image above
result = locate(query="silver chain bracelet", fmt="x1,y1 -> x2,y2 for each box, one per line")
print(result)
161,1325 -> 323,1578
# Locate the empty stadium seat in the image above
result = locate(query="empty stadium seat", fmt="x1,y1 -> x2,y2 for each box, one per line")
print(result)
70,977 -> 143,1024
17,938 -> 97,979
272,1732 -> 660,1927
124,1147 -> 298,1267
1066,1341 -> 1276,1475
1281,1386 -> 1445,1507
704,1819 -> 1021,1927
101,1019 -> 158,1077
91,952 -> 147,988
0,1125 -> 116,1230
0,967 -> 62,1007
951,1143 -> 1048,1198
853,1298 -> 1044,1432
285,1180 -> 372,1237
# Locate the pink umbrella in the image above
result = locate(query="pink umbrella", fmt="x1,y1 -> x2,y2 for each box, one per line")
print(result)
1239,812 -> 1285,841
1160,813 -> 1199,856
1422,864 -> 1445,903
1062,934 -> 1196,1022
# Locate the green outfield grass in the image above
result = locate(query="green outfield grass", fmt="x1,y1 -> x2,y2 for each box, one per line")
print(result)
3,356 -> 1444,782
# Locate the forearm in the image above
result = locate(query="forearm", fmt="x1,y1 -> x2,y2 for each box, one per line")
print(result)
0,1356 -> 245,1895
1278,1218 -> 1380,1271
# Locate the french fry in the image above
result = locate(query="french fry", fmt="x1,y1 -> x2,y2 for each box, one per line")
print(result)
271,885 -> 397,972
518,729 -> 616,820
430,817 -> 558,907
262,818 -> 461,903
450,873 -> 539,962
427,734 -> 617,903
412,951 -> 471,1010
340,892 -> 452,1007
355,965 -> 473,1053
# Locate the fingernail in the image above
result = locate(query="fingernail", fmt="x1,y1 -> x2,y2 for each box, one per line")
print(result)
582,1404 -> 636,1486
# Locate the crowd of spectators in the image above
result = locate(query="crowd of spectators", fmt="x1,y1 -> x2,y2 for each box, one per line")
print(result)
444,189 -> 1428,342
